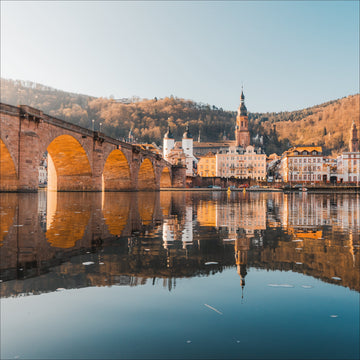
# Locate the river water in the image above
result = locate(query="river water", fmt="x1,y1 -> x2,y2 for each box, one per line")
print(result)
1,190 -> 359,359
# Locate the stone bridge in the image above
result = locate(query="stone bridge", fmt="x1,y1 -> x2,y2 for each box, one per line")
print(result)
0,103 -> 185,192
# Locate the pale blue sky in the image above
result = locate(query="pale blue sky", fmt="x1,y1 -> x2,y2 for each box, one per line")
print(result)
1,1 -> 359,112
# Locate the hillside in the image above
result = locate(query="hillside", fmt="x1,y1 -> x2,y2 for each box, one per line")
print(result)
249,94 -> 360,156
1,78 -> 359,156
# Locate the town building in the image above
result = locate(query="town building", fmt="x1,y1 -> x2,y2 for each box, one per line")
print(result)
197,152 -> 216,177
215,145 -> 266,180
192,140 -> 235,156
323,156 -> 338,183
336,121 -> 360,183
279,146 -> 324,183
266,153 -> 281,182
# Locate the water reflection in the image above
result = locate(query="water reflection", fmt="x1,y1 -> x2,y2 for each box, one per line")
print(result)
0,191 -> 359,297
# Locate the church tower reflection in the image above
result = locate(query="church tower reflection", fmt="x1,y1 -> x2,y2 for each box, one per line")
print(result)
235,233 -> 250,298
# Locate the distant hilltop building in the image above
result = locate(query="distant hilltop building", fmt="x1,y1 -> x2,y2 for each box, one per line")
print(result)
163,124 -> 198,176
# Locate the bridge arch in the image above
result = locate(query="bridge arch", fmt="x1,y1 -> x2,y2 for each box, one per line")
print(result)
160,166 -> 172,188
0,138 -> 18,191
138,158 -> 156,190
102,149 -> 132,191
46,135 -> 92,191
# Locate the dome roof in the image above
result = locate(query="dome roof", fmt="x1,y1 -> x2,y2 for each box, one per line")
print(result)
239,103 -> 247,116
238,90 -> 247,116
183,124 -> 193,139
164,126 -> 174,139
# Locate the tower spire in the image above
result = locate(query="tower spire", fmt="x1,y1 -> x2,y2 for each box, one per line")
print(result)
235,89 -> 250,148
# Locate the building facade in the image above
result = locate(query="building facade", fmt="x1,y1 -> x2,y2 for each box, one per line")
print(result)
197,152 -> 216,177
279,146 -> 324,183
216,145 -> 266,180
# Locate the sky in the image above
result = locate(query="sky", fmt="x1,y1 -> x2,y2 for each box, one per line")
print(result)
1,1 -> 359,112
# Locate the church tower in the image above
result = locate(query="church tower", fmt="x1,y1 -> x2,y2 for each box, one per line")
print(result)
349,121 -> 359,152
235,90 -> 250,148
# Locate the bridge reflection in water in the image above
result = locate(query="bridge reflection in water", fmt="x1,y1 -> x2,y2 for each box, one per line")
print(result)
0,191 -> 359,297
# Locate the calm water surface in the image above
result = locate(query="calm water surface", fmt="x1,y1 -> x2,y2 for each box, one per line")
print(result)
0,191 -> 359,359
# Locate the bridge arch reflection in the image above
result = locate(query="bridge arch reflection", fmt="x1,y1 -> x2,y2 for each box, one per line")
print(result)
46,192 -> 92,248
102,192 -> 131,236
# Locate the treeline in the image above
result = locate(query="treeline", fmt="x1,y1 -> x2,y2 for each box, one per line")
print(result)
0,78 -> 234,144
1,78 -> 358,156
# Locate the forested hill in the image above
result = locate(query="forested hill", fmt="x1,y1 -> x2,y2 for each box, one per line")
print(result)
1,78 -> 359,156
249,94 -> 360,156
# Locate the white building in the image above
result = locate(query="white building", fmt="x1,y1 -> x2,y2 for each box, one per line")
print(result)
163,125 -> 198,176
337,153 -> 360,183
215,145 -> 266,180
279,146 -> 324,183
323,157 -> 337,183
